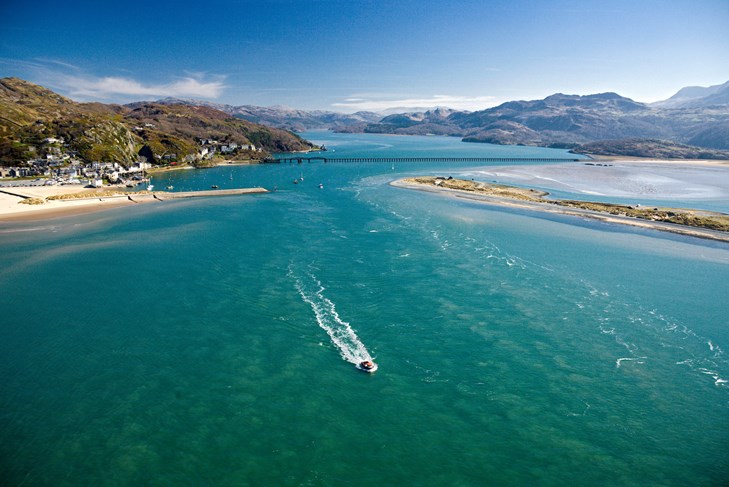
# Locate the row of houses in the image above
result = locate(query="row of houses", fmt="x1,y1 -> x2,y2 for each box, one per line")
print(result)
1,136 -> 265,185
139,141 -> 263,165
199,140 -> 261,157
0,161 -> 153,187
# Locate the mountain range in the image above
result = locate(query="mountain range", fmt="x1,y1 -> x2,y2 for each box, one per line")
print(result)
346,88 -> 729,157
0,78 -> 314,167
152,81 -> 729,158
147,98 -> 382,132
650,80 -> 729,109
3,77 -> 729,165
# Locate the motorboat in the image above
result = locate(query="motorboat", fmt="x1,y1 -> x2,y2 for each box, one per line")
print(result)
357,360 -> 378,373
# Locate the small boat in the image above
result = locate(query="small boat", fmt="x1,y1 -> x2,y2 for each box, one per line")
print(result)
166,185 -> 174,190
318,183 -> 324,189
147,184 -> 154,191
211,185 -> 219,189
357,360 -> 378,373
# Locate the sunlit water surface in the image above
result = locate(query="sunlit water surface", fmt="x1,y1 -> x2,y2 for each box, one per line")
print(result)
1,133 -> 727,486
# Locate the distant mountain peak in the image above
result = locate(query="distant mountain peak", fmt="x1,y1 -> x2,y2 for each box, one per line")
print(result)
652,80 -> 729,108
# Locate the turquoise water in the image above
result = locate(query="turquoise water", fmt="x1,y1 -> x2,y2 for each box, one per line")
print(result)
1,133 -> 728,486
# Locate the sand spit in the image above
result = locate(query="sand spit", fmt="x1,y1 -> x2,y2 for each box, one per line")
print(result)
392,177 -> 729,243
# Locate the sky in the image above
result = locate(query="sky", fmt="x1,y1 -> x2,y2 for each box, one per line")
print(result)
1,0 -> 728,113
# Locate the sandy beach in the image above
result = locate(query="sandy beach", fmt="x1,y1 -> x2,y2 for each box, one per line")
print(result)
0,186 -> 146,221
0,185 -> 268,222
391,174 -> 729,243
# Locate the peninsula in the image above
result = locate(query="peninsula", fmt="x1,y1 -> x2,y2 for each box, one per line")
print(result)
393,176 -> 729,243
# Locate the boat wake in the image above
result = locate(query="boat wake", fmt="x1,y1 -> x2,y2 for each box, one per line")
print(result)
290,265 -> 375,367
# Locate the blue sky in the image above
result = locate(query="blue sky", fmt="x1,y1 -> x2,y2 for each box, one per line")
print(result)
1,0 -> 728,112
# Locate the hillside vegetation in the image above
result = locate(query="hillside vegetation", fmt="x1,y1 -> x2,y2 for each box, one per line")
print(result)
0,78 -> 314,166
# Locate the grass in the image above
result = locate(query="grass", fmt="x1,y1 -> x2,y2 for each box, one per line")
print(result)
18,197 -> 46,205
47,189 -> 150,200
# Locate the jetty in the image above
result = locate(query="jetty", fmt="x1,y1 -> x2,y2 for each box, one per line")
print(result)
142,187 -> 267,201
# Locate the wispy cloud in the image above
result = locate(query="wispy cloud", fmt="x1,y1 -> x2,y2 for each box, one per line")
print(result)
33,58 -> 83,71
61,75 -> 226,99
332,94 -> 500,112
0,58 -> 226,101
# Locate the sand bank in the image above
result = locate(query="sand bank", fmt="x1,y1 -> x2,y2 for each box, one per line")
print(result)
0,185 -> 267,222
459,158 -> 729,203
391,178 -> 729,243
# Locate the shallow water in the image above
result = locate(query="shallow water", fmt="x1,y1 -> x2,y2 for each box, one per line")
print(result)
1,133 -> 727,486
464,162 -> 729,212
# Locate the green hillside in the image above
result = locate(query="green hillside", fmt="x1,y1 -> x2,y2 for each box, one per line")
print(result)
0,77 -> 314,167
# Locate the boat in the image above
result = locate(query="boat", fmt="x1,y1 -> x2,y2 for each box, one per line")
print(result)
318,183 -> 324,189
356,360 -> 378,373
211,185 -> 219,189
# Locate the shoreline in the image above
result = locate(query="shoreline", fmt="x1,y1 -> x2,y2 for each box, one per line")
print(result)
390,178 -> 729,243
0,186 -> 268,222
578,158 -> 729,169
581,155 -> 729,167
146,160 -> 261,174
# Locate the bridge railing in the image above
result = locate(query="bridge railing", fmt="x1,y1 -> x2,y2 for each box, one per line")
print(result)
264,156 -> 581,164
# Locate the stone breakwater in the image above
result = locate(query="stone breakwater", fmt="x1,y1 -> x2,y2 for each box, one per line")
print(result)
127,188 -> 268,202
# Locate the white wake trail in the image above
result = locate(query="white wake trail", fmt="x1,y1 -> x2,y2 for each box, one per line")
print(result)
291,266 -> 374,365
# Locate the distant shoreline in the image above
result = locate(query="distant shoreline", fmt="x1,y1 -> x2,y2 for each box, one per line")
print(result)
583,155 -> 729,167
391,177 -> 729,243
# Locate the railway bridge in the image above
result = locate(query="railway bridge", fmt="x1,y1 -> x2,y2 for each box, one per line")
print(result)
265,156 -> 581,164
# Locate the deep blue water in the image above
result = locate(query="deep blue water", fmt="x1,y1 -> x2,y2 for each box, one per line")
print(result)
1,133 -> 727,486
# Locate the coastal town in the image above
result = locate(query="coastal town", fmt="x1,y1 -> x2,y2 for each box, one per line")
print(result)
0,134 -> 263,188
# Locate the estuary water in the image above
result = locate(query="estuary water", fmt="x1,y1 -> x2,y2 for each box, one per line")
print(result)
1,133 -> 728,486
